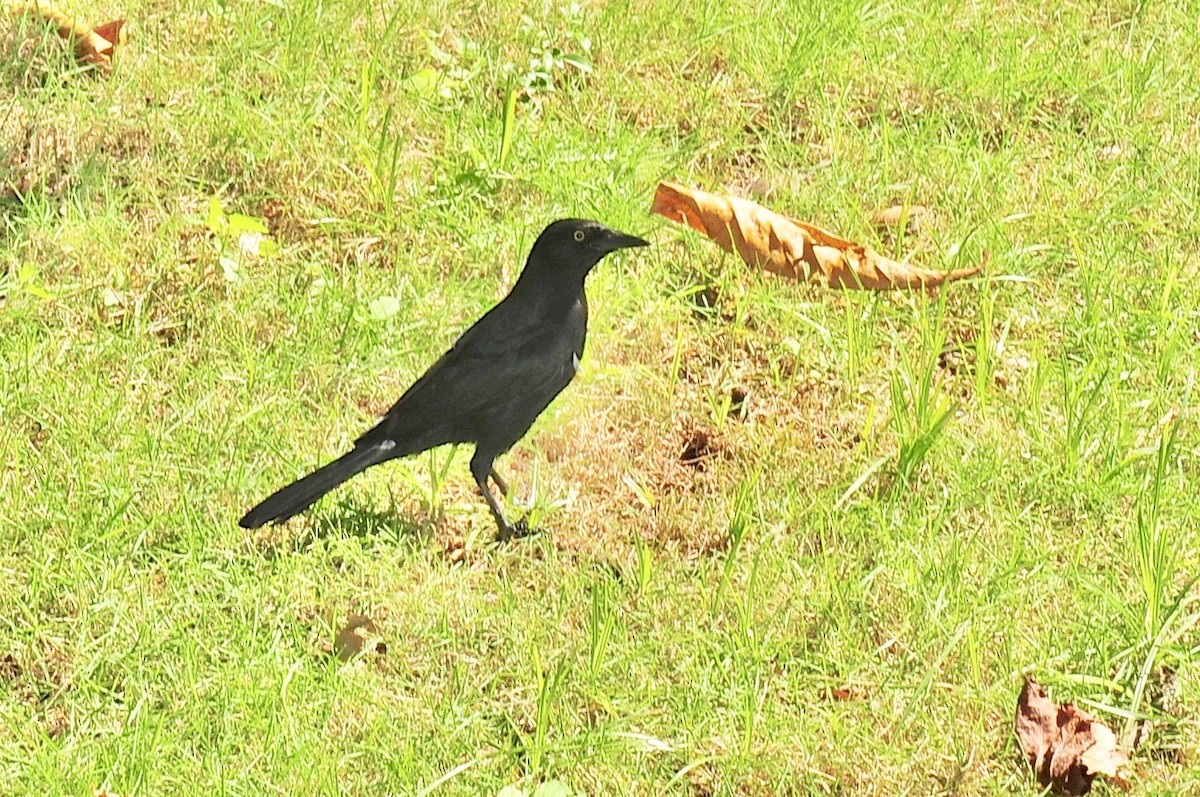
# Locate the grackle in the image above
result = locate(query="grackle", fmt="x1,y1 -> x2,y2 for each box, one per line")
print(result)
239,219 -> 648,540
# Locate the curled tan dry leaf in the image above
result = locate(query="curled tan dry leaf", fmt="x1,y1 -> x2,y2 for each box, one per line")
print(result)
12,2 -> 126,74
333,614 -> 386,661
650,181 -> 981,291
873,203 -> 932,236
1015,678 -> 1131,794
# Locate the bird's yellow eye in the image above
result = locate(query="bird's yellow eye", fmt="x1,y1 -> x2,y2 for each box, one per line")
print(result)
573,230 -> 585,242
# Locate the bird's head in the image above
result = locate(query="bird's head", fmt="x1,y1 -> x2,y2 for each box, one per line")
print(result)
526,218 -> 649,277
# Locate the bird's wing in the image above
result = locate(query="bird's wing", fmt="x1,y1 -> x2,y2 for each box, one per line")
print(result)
356,324 -> 572,450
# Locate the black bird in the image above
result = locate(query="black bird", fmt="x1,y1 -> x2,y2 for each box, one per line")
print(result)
239,219 -> 648,539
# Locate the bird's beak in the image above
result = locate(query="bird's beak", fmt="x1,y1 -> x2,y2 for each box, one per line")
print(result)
602,228 -> 650,252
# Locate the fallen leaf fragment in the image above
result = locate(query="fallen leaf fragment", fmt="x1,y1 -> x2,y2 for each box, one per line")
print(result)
650,181 -> 980,290
14,2 -> 127,74
1015,678 -> 1131,794
873,203 -> 932,236
333,614 -> 386,661
826,684 -> 867,701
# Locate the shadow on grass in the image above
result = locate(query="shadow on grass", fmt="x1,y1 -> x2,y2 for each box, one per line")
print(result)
266,502 -> 438,557
1,196 -> 27,234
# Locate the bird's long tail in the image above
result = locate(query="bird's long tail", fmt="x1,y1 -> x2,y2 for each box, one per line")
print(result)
239,443 -> 393,529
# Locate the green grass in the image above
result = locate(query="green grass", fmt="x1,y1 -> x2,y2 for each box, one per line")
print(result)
2,0 -> 1199,794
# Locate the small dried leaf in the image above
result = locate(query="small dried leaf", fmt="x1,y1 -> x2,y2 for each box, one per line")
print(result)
334,614 -> 384,661
1015,678 -> 1131,794
1079,722 -> 1129,782
15,3 -> 128,74
873,204 -> 932,235
1015,678 -> 1056,777
650,182 -> 980,291
828,685 -> 867,701
75,18 -> 125,70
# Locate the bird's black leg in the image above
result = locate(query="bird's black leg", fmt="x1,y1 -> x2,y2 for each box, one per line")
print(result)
470,453 -> 508,538
471,450 -> 539,542
471,450 -> 519,541
489,468 -> 509,497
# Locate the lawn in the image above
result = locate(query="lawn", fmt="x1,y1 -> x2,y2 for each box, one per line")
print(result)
2,0 -> 1198,794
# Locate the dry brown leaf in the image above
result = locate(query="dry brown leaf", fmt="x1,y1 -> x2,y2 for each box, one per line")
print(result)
1015,678 -> 1132,794
650,181 -> 980,291
333,614 -> 386,661
14,2 -> 127,74
873,203 -> 932,236
827,684 -> 867,702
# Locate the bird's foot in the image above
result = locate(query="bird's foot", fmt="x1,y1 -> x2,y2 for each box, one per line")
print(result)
496,517 -> 544,542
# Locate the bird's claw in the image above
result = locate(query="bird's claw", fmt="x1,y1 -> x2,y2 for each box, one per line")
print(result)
496,517 -> 544,542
